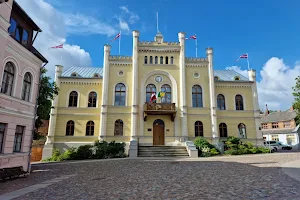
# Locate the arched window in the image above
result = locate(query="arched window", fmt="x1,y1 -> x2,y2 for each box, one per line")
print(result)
161,84 -> 171,103
66,120 -> 74,136
170,56 -> 174,64
86,121 -> 94,136
68,91 -> 78,107
235,95 -> 244,110
234,76 -> 240,81
195,121 -> 203,137
22,72 -> 31,101
150,56 -> 153,64
238,123 -> 246,138
217,94 -> 226,110
88,92 -> 97,107
192,85 -> 203,107
219,123 -> 227,137
165,56 -> 169,64
160,56 -> 163,64
71,72 -> 77,77
114,119 -> 123,136
1,62 -> 15,96
155,56 -> 158,64
115,83 -> 126,106
146,84 -> 156,102
144,56 -> 148,64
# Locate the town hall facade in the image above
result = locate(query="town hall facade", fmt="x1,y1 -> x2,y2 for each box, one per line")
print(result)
43,31 -> 263,158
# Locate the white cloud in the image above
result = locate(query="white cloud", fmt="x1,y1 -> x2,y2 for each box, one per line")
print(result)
16,0 -> 93,78
226,57 -> 300,110
117,6 -> 139,34
119,19 -> 130,32
119,6 -> 139,24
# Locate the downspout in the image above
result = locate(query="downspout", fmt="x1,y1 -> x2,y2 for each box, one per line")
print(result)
27,62 -> 48,174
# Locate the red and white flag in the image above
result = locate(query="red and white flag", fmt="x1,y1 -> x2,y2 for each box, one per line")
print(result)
186,35 -> 197,40
236,54 -> 248,61
113,33 -> 121,40
150,92 -> 157,103
50,44 -> 63,48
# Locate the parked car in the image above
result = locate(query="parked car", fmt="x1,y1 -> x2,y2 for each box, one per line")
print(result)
263,140 -> 292,151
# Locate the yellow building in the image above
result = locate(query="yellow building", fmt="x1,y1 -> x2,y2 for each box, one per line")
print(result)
43,31 -> 263,158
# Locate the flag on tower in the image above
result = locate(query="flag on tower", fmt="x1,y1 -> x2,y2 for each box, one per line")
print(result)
236,54 -> 248,61
50,44 -> 63,48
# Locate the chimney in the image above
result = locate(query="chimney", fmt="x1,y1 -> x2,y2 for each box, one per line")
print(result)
265,104 -> 269,116
290,106 -> 294,111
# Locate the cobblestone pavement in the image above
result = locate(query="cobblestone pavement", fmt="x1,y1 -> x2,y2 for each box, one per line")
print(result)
1,152 -> 300,200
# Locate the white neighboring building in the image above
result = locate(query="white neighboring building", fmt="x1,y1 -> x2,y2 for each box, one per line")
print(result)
261,106 -> 300,149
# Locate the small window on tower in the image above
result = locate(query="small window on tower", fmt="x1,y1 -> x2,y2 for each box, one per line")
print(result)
71,72 -> 77,77
214,76 -> 219,81
234,76 -> 240,81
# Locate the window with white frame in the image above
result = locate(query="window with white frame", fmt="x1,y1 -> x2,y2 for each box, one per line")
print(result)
13,125 -> 24,152
284,121 -> 291,128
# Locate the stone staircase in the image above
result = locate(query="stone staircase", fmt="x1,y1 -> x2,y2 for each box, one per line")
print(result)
138,146 -> 189,157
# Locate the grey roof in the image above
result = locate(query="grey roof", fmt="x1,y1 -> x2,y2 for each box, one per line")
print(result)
261,110 -> 297,123
61,67 -> 103,78
214,70 -> 249,81
262,128 -> 295,135
60,67 -> 248,82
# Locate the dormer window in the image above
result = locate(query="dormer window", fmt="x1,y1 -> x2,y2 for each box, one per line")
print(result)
214,76 -> 220,81
71,72 -> 78,77
8,17 -> 29,47
234,76 -> 240,81
93,73 -> 100,78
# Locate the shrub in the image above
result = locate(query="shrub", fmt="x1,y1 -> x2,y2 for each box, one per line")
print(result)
74,145 -> 93,160
210,148 -> 220,155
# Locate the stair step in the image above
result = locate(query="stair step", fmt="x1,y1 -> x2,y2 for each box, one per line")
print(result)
138,146 -> 189,157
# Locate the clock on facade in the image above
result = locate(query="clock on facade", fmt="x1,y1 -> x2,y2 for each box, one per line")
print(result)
155,76 -> 163,83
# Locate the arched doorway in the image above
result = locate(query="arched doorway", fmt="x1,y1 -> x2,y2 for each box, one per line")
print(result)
153,119 -> 165,145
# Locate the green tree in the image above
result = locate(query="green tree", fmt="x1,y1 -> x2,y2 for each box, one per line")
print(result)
35,68 -> 59,136
292,76 -> 300,125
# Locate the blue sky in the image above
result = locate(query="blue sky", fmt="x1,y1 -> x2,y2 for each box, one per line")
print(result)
19,0 -> 300,110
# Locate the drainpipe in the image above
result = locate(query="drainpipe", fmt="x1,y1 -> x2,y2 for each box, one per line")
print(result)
27,62 -> 48,174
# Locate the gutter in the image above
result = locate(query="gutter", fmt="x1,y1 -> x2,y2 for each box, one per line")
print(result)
27,62 -> 48,173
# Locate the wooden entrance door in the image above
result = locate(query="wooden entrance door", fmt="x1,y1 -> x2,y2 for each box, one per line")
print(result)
153,119 -> 165,145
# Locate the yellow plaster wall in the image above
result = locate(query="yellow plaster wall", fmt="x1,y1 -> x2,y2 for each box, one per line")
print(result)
187,115 -> 212,137
217,118 -> 256,139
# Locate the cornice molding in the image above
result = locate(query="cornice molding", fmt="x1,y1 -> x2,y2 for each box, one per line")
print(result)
138,46 -> 180,53
186,64 -> 208,68
60,81 -> 101,85
110,62 -> 132,67
139,41 -> 180,46
215,84 -> 252,88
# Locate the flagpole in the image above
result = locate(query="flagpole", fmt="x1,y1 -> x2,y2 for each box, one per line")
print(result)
246,53 -> 250,70
119,30 -> 121,55
156,12 -> 159,33
195,34 -> 198,58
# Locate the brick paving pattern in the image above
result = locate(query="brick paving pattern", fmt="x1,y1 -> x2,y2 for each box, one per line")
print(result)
1,152 -> 300,200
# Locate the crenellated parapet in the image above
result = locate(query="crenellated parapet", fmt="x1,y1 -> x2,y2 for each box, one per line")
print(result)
185,57 -> 208,67
139,41 -> 180,46
109,55 -> 132,60
185,57 -> 208,62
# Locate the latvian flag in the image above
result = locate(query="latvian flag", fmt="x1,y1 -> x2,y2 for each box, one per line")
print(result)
236,54 -> 248,61
186,35 -> 197,40
150,92 -> 157,103
50,44 -> 63,48
113,33 -> 121,40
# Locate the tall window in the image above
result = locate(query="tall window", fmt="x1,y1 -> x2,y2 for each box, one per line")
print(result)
115,83 -> 126,106
8,18 -> 29,46
165,56 -> 169,64
22,72 -> 32,101
13,125 -> 24,152
238,123 -> 246,138
146,84 -> 156,102
86,121 -> 94,136
155,56 -> 158,64
195,121 -> 203,137
161,84 -> 171,103
219,123 -> 227,137
170,56 -> 174,64
68,91 -> 78,107
150,56 -> 153,64
192,85 -> 203,107
1,62 -> 15,96
160,56 -> 163,64
114,119 -> 123,136
286,134 -> 295,145
66,120 -> 75,136
217,94 -> 226,110
0,123 -> 6,153
235,95 -> 244,110
144,56 -> 148,64
88,92 -> 97,107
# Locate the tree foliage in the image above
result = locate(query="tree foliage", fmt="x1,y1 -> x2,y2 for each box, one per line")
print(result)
292,76 -> 300,125
35,68 -> 59,130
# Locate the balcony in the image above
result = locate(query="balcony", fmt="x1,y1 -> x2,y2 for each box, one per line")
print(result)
143,103 -> 177,122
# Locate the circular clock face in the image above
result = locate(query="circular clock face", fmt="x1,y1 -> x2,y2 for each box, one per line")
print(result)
155,76 -> 163,83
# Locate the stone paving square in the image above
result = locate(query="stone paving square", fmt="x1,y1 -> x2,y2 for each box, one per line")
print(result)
1,153 -> 300,200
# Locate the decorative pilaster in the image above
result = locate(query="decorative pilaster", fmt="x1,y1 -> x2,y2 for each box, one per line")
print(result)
131,30 -> 140,141
248,69 -> 263,145
42,65 -> 62,159
99,44 -> 111,140
178,32 -> 188,139
206,48 -> 218,142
